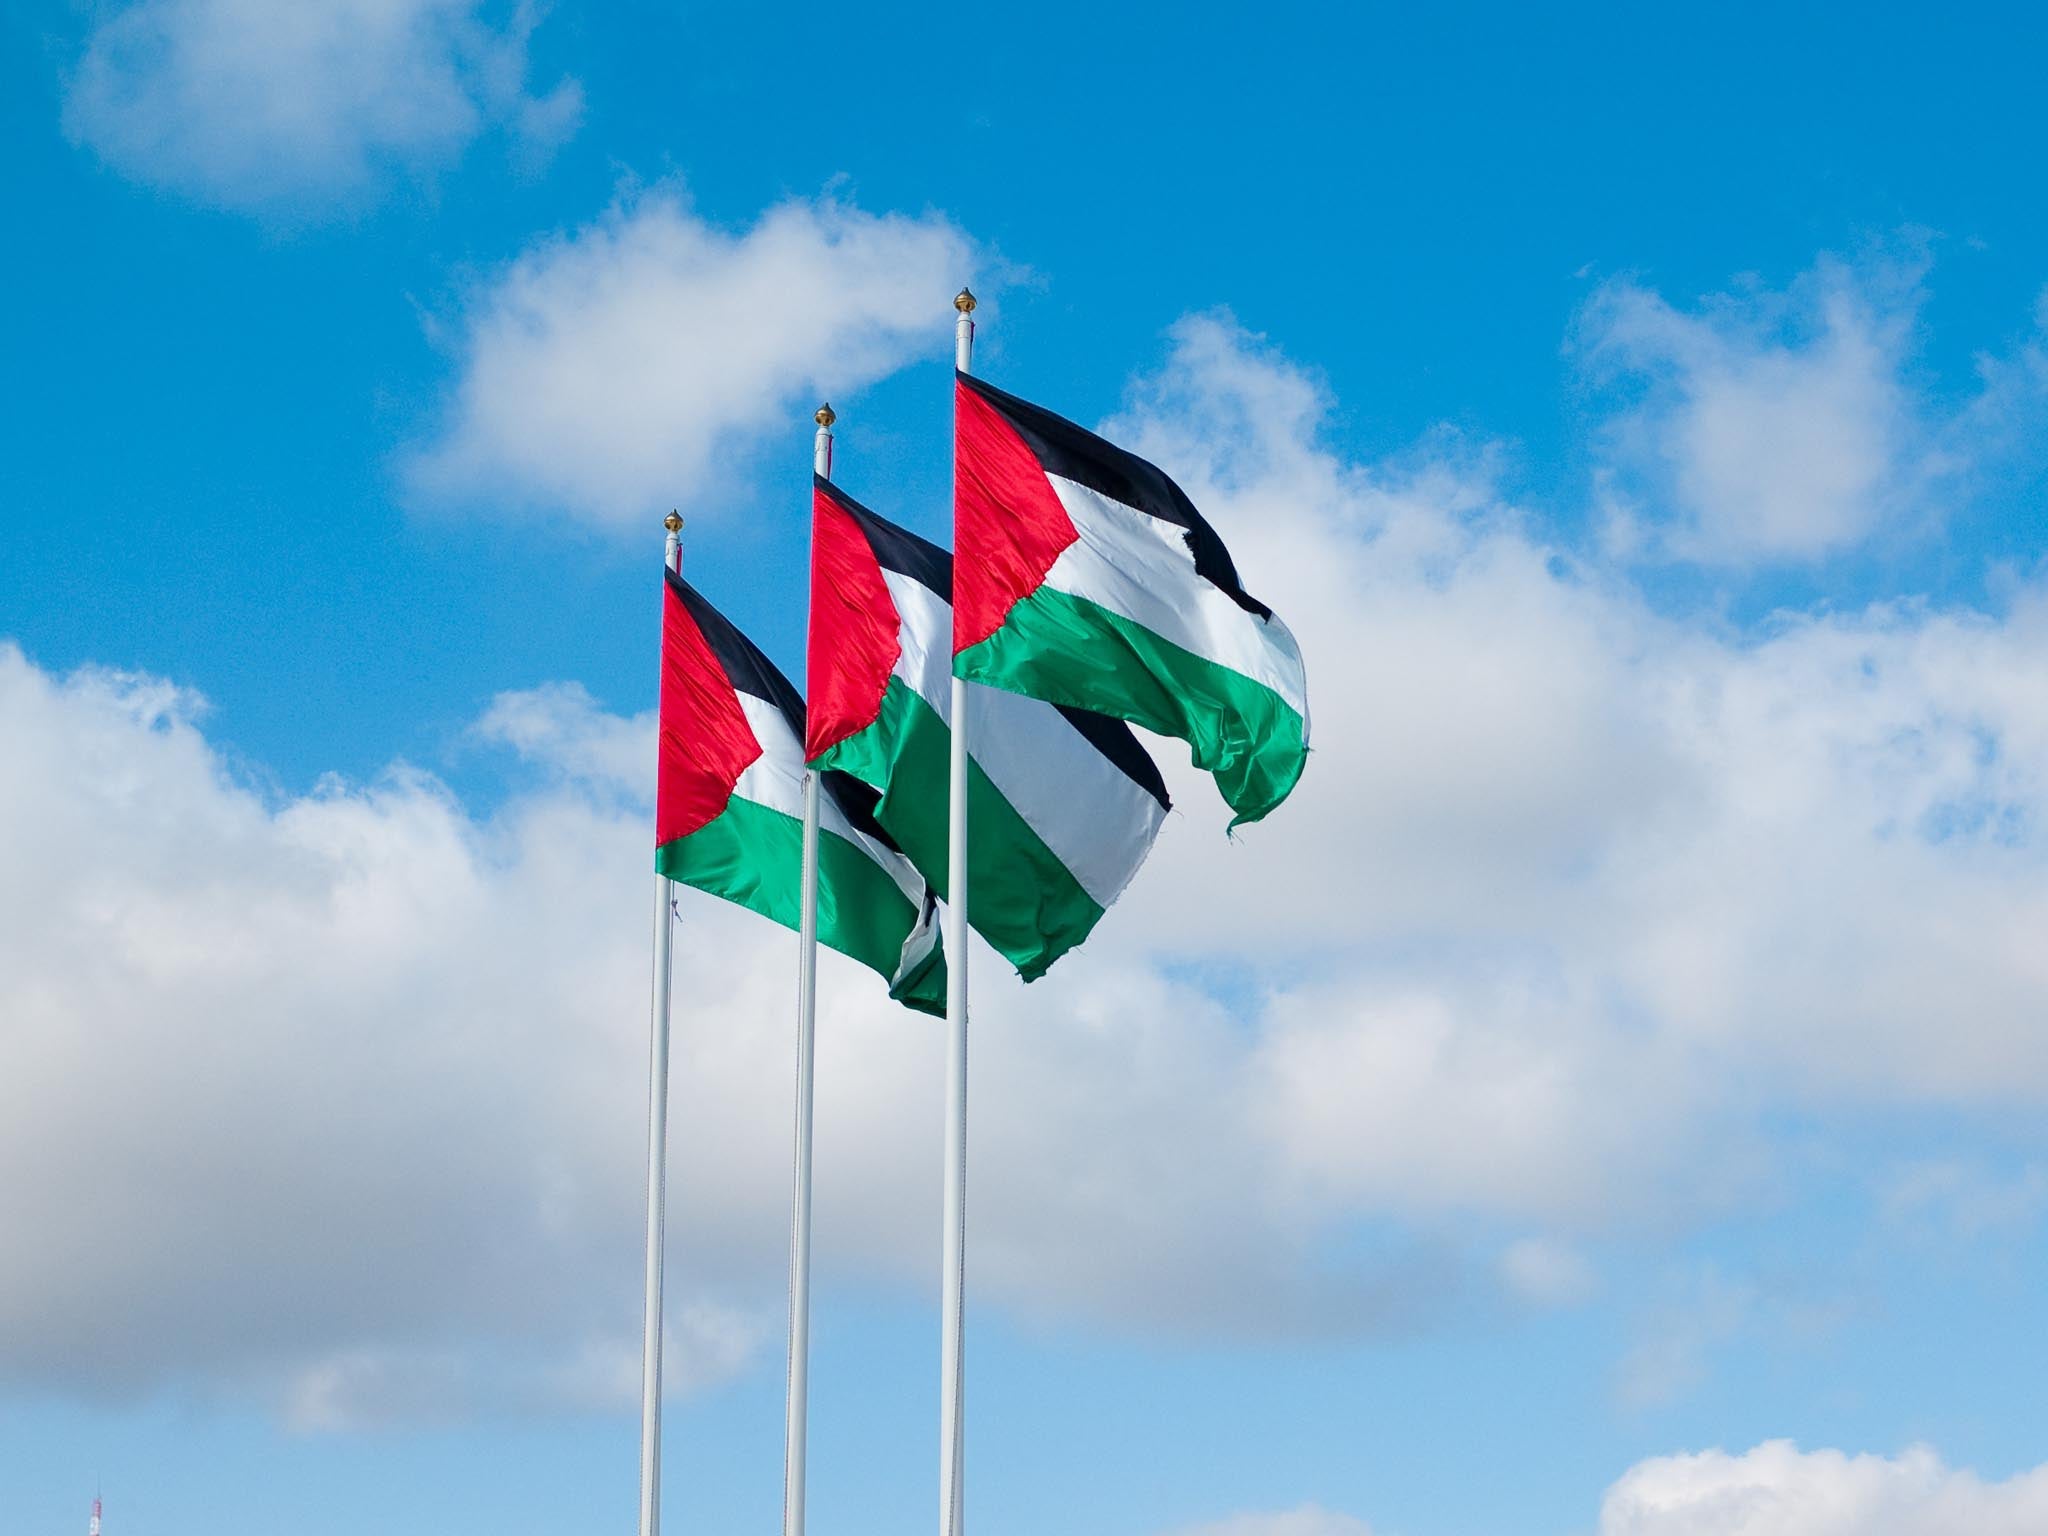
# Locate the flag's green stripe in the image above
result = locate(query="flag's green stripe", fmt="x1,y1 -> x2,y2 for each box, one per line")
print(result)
957,583 -> 1307,828
656,795 -> 945,1015
814,677 -> 1105,982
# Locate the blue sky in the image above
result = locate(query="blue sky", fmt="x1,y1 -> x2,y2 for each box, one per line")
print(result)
7,4 -> 2048,1534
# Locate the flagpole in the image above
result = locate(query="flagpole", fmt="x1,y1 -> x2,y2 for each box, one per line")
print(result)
939,286 -> 977,1536
782,405 -> 835,1536
639,509 -> 685,1536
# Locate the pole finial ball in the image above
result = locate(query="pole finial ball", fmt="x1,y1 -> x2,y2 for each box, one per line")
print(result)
815,403 -> 836,429
664,511 -> 684,533
954,288 -> 977,314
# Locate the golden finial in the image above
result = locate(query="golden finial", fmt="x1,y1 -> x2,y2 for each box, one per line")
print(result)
815,403 -> 836,429
954,287 -> 977,314
664,510 -> 683,533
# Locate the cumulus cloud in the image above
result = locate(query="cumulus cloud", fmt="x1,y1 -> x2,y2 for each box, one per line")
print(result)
1169,1442 -> 2048,1536
1600,1441 -> 2048,1535
1581,250 -> 1948,563
408,187 -> 978,524
0,644 -> 1422,1420
1110,313 -> 2048,1180
15,290 -> 2048,1420
471,679 -> 649,793
0,649 -> 699,1417
63,0 -> 581,215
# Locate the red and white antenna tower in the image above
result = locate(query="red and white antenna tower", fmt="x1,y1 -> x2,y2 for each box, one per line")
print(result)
90,1495 -> 102,1536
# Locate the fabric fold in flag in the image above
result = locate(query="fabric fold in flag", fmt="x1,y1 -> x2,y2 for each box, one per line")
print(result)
951,371 -> 1310,827
806,477 -> 1169,982
656,566 -> 944,1014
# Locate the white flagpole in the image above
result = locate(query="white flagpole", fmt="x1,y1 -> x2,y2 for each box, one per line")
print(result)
782,405 -> 835,1536
639,510 -> 685,1536
939,286 -> 977,1536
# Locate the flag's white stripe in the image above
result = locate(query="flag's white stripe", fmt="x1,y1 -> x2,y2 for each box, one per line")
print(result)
732,692 -> 924,909
1041,475 -> 1310,723
729,692 -> 807,818
885,570 -> 1164,910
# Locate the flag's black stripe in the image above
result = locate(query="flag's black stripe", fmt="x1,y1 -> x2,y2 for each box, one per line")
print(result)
813,485 -> 1171,813
1051,703 -> 1171,811
819,769 -> 908,855
817,476 -> 951,600
667,566 -> 903,849
958,370 -> 1273,622
669,567 -> 805,740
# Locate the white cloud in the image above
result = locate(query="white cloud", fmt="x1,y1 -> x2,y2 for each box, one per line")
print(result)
1601,1441 -> 2048,1535
471,679 -> 649,794
408,186 -> 978,525
63,0 -> 581,215
1160,1507 -> 1374,1536
0,646 -> 1420,1419
1581,251 -> 1941,563
0,648 -> 692,1415
1107,313 -> 2048,1197
279,1303 -> 762,1431
1499,1236 -> 1597,1308
15,282 -> 2048,1419
1155,1442 -> 2048,1536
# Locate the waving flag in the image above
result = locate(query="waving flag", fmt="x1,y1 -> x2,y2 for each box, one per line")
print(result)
951,371 -> 1309,827
806,477 -> 1169,981
656,566 -> 944,1014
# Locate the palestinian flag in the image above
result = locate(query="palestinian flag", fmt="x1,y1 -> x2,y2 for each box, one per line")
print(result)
656,567 -> 945,1015
952,372 -> 1310,828
806,477 -> 1170,982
